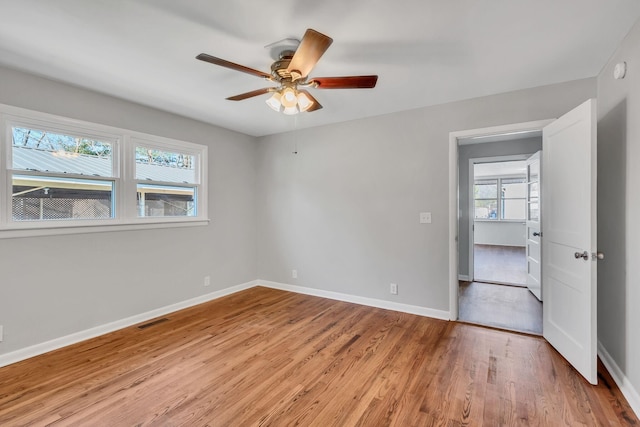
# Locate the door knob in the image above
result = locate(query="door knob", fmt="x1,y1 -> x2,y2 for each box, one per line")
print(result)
574,251 -> 589,260
592,252 -> 605,260
533,231 -> 541,237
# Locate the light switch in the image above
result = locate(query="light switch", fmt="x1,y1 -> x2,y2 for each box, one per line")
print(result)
420,212 -> 432,224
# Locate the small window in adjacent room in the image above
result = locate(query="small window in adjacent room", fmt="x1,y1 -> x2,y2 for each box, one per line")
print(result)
474,179 -> 498,219
500,178 -> 526,220
473,177 -> 526,221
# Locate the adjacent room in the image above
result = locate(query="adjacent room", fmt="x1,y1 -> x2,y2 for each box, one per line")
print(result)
458,157 -> 543,335
1,1 -> 639,425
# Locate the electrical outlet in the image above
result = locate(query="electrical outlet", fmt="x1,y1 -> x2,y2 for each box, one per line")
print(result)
420,212 -> 432,224
390,283 -> 398,295
292,270 -> 298,279
204,276 -> 211,287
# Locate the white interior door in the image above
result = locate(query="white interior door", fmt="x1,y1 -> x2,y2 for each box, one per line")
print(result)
542,99 -> 597,384
526,151 -> 542,300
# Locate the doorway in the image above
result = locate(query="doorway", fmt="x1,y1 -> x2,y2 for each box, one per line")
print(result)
448,122 -> 549,335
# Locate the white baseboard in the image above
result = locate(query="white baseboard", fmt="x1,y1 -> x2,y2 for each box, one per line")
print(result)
0,280 -> 258,369
458,274 -> 470,281
0,279 -> 451,369
598,341 -> 640,419
258,280 -> 450,321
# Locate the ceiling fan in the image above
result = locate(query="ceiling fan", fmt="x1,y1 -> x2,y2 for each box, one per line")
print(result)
196,29 -> 378,115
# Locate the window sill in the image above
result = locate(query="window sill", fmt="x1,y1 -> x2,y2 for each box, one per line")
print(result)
0,218 -> 210,239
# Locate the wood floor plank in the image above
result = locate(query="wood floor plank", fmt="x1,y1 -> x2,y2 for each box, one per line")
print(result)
0,287 -> 637,426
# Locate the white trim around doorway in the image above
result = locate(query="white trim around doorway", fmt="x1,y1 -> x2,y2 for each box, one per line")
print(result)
448,119 -> 554,321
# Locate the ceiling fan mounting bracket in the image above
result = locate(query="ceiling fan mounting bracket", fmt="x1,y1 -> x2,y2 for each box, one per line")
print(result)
265,38 -> 300,61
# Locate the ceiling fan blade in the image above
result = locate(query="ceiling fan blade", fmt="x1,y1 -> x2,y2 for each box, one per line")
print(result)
226,87 -> 274,101
311,75 -> 378,89
286,29 -> 333,81
299,90 -> 323,112
196,53 -> 271,79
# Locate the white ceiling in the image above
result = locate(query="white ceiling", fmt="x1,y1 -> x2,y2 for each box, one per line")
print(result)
1,1 -> 639,137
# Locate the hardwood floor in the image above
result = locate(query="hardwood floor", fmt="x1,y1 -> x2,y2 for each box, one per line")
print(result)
474,244 -> 527,286
459,281 -> 543,335
0,287 -> 636,426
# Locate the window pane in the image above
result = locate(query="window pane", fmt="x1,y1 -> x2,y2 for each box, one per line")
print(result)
502,199 -> 526,220
474,179 -> 498,198
12,175 -> 113,221
529,201 -> 539,221
137,184 -> 195,217
135,146 -> 196,183
528,161 -> 539,182
475,199 -> 498,219
12,126 -> 113,176
528,182 -> 539,198
502,179 -> 526,198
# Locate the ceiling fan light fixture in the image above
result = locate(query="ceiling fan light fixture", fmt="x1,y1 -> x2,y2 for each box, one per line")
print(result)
265,92 -> 282,112
282,106 -> 299,115
297,91 -> 313,112
280,87 -> 298,108
266,87 -> 315,115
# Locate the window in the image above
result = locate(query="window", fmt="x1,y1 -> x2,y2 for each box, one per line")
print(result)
11,126 -> 116,222
474,177 -> 526,221
1,105 -> 208,237
134,144 -> 198,218
474,179 -> 498,219
500,178 -> 526,220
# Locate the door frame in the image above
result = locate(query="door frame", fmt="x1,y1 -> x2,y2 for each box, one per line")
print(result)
448,119 -> 554,320
467,154 -> 532,283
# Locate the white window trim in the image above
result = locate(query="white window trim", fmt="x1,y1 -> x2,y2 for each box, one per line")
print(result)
0,103 -> 209,239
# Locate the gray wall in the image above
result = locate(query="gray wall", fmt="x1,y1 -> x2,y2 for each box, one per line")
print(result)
474,222 -> 526,247
256,79 -> 595,311
0,66 -> 258,355
597,18 -> 640,400
458,137 -> 542,277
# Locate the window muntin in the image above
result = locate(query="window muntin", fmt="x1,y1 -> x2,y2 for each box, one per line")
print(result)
1,105 -> 208,236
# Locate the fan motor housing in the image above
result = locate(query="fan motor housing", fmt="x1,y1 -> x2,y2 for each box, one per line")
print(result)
271,50 -> 296,80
